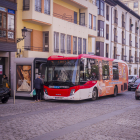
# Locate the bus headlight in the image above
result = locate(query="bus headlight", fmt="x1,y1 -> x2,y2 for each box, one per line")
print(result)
44,89 -> 48,95
70,89 -> 75,96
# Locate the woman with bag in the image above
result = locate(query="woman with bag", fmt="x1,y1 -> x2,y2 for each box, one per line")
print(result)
2,74 -> 9,88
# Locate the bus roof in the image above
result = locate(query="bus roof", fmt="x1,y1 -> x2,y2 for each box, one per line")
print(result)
48,54 -> 127,65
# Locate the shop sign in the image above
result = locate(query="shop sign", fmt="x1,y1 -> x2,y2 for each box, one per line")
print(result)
8,9 -> 15,14
0,6 -> 7,12
0,65 -> 3,75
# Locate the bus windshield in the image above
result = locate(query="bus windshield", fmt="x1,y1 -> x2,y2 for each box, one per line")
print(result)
46,59 -> 79,86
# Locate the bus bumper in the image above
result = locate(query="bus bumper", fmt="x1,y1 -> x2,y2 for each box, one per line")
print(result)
44,91 -> 80,100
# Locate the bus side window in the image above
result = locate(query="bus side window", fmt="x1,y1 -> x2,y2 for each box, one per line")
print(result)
102,61 -> 109,80
113,62 -> 119,80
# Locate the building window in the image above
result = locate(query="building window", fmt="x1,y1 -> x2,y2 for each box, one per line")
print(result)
35,0 -> 41,12
67,35 -> 71,54
44,0 -> 50,15
134,2 -> 138,8
106,5 -> 109,20
74,12 -> 77,24
114,47 -> 116,59
80,13 -> 85,26
96,0 -> 104,16
93,16 -> 96,30
43,32 -> 49,52
89,14 -> 92,29
106,24 -> 109,40
134,69 -> 137,75
106,44 -> 109,58
23,0 -> 30,10
125,3 -> 128,6
98,20 -> 104,37
78,38 -> 82,55
83,39 -> 86,54
54,32 -> 59,53
73,36 -> 77,54
61,33 -> 65,53
0,9 -> 15,40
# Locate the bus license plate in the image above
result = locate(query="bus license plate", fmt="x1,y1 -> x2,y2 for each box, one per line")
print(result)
55,97 -> 63,99
54,86 -> 60,89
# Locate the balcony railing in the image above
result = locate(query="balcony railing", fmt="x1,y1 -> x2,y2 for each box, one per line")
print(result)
53,12 -> 87,27
106,14 -> 109,20
23,46 -> 43,51
61,49 -> 65,53
67,50 -> 71,54
129,41 -> 132,46
54,49 -> 59,53
106,33 -> 109,40
23,5 -> 30,11
122,38 -> 125,45
44,9 -> 50,15
122,21 -> 125,28
135,42 -> 138,48
114,36 -> 118,43
129,56 -> 133,63
135,57 -> 139,63
73,50 -> 77,55
114,18 -> 118,24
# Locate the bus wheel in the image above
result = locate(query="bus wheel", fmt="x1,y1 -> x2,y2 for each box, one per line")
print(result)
113,86 -> 118,97
91,88 -> 98,101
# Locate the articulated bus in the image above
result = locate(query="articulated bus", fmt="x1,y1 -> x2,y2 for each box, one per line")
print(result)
43,54 -> 128,101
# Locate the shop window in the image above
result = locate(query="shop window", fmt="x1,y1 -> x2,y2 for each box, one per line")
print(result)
102,61 -> 109,80
113,62 -> 119,80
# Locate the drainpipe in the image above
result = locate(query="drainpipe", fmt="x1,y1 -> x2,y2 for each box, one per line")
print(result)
110,6 -> 114,59
137,20 -> 139,76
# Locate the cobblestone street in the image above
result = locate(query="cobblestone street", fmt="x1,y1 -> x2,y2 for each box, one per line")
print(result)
0,91 -> 140,140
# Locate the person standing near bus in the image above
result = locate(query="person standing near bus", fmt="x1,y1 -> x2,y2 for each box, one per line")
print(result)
34,75 -> 43,101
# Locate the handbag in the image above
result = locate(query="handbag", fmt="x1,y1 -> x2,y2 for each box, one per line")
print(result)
29,90 -> 34,97
6,83 -> 9,88
33,89 -> 36,96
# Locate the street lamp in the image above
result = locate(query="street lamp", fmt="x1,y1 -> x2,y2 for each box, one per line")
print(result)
17,27 -> 27,43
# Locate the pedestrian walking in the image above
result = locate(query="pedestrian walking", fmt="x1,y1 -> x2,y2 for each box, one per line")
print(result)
33,75 -> 43,101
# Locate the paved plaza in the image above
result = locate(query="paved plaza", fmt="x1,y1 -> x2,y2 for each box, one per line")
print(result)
0,91 -> 140,140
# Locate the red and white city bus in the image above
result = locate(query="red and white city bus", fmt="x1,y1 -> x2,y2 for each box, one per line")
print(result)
43,54 -> 128,100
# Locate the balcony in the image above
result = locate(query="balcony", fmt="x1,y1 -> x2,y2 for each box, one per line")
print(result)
22,0 -> 52,25
114,18 -> 118,25
122,38 -> 125,45
114,36 -> 118,43
106,14 -> 109,20
129,41 -> 132,46
135,42 -> 138,48
106,33 -> 109,40
53,13 -> 87,27
122,21 -> 125,28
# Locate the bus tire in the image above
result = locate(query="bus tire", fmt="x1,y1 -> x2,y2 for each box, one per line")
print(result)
113,86 -> 118,97
91,88 -> 98,101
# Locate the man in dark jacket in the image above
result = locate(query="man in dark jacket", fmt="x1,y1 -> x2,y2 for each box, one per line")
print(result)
34,75 -> 43,101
